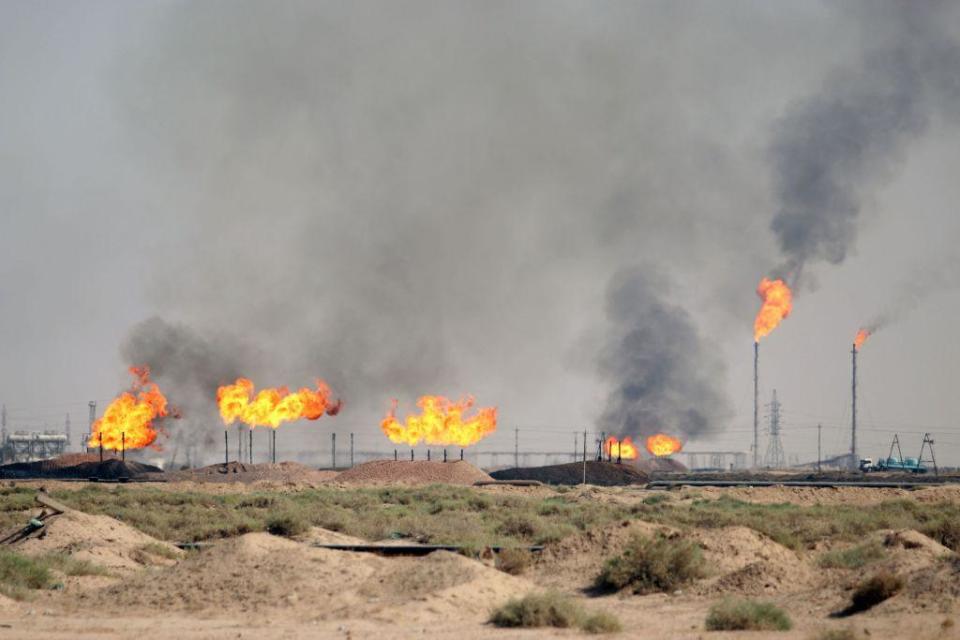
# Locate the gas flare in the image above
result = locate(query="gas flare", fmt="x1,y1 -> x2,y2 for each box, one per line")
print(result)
754,277 -> 793,342
217,378 -> 341,429
854,328 -> 871,350
646,433 -> 683,457
381,395 -> 497,446
87,366 -> 174,450
604,436 -> 639,460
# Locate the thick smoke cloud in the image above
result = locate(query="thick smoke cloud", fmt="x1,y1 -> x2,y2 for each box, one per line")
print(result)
769,1 -> 960,286
597,267 -> 731,441
121,317 -> 259,461
109,0 -> 803,457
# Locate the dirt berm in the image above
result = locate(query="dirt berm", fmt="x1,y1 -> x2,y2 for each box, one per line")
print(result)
491,460 -> 648,486
0,457 -> 163,480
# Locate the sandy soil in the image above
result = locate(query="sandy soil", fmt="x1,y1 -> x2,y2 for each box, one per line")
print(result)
0,483 -> 955,638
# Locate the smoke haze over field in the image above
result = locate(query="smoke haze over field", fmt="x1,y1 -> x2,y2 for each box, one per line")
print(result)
770,1 -> 960,287
2,1 -> 960,464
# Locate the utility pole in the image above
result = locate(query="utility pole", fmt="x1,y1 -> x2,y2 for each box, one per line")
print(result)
582,429 -> 587,485
851,343 -> 858,470
817,424 -> 822,474
514,427 -> 519,469
573,432 -> 578,462
64,413 -> 71,451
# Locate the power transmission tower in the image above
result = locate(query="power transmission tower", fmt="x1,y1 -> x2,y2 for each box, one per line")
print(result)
763,389 -> 785,468
919,433 -> 938,475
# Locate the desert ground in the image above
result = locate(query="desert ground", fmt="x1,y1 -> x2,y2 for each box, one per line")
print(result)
0,461 -> 956,639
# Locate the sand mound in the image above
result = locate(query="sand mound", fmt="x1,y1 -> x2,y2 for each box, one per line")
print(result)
694,526 -> 814,595
12,505 -> 182,571
334,460 -> 492,485
168,461 -> 338,485
491,461 -> 648,486
534,519 -> 676,590
84,532 -> 530,621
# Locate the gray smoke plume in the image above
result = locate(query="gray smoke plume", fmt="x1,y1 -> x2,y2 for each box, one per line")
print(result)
120,317 -> 261,461
769,1 -> 960,286
597,267 -> 732,442
859,250 -> 960,339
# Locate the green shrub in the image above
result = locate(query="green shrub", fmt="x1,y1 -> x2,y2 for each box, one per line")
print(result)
818,541 -> 886,569
0,550 -> 54,600
265,513 -> 308,538
845,571 -> 903,614
581,611 -> 623,634
490,591 -> 582,629
922,517 -> 960,552
489,591 -> 620,634
496,548 -> 531,575
705,598 -> 792,631
596,534 -> 704,594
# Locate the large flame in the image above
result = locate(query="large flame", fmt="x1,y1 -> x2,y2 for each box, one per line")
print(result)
87,366 -> 174,450
854,328 -> 871,351
217,378 -> 341,429
646,433 -> 683,457
754,277 -> 793,342
381,395 -> 497,447
604,436 -> 639,460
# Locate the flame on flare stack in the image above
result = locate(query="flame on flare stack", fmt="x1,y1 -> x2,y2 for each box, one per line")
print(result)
646,433 -> 683,457
754,277 -> 793,342
381,395 -> 497,447
87,366 -> 175,450
604,436 -> 639,460
854,328 -> 871,350
216,378 -> 341,429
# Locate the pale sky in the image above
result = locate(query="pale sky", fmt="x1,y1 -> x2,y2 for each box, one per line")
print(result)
2,1 -> 958,466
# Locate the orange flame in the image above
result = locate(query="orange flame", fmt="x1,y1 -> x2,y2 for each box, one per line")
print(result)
854,328 -> 871,351
87,366 -> 174,450
646,433 -> 683,457
754,277 -> 793,342
604,436 -> 639,460
381,396 -> 497,447
217,378 -> 341,429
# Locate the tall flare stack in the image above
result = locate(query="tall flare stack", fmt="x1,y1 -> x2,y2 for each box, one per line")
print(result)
852,345 -> 862,472
851,328 -> 870,470
753,341 -> 759,468
752,277 -> 793,469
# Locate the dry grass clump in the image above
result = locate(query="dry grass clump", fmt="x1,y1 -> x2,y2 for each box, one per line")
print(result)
496,548 -> 531,575
595,533 -> 704,594
818,541 -> 886,569
265,512 -> 309,538
0,549 -> 107,600
705,597 -> 792,631
842,571 -> 903,615
489,591 -> 621,634
137,542 -> 180,560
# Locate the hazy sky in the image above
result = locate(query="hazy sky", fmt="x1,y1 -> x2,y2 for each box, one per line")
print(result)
2,1 -> 959,466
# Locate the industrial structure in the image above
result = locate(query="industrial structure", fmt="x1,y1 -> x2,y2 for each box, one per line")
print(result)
1,431 -> 68,464
764,389 -> 785,468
